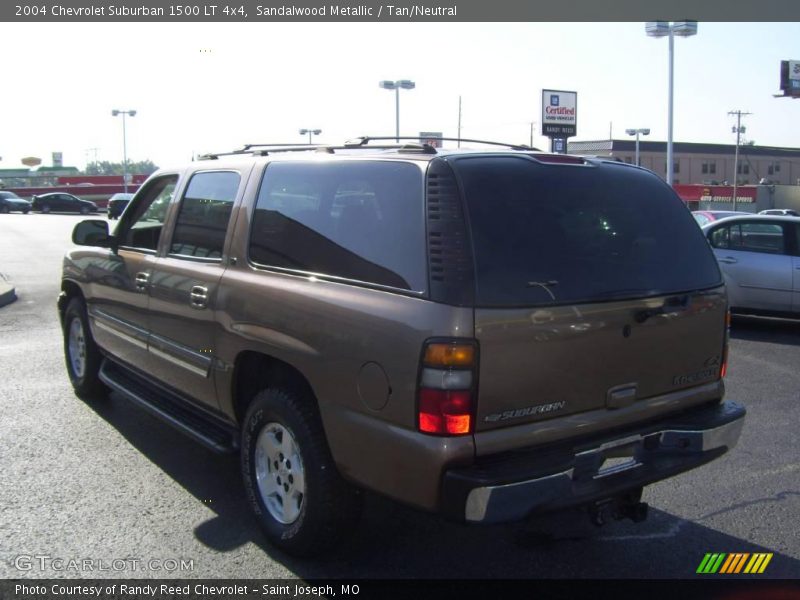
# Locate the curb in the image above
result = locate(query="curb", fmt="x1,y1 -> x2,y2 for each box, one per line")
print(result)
0,272 -> 17,308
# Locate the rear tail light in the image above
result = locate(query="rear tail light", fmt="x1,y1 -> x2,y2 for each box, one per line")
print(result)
417,340 -> 477,436
721,309 -> 731,378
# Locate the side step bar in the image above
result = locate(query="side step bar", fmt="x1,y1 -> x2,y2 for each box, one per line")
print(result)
99,359 -> 238,453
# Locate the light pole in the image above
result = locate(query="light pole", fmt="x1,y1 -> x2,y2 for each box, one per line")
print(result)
728,110 -> 751,211
625,128 -> 650,166
111,109 -> 136,193
646,21 -> 697,185
299,128 -> 322,144
379,79 -> 415,142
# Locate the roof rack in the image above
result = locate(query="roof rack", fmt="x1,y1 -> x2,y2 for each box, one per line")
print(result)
345,136 -> 539,151
197,136 -> 540,160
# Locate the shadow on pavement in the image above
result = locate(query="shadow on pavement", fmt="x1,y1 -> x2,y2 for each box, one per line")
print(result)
86,391 -> 800,580
730,315 -> 800,346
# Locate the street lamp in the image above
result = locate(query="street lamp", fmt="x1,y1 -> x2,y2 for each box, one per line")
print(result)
299,128 -> 322,144
379,79 -> 415,142
646,21 -> 697,185
111,109 -> 136,193
625,128 -> 650,166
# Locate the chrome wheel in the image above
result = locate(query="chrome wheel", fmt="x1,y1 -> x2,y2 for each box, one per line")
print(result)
254,422 -> 305,524
68,317 -> 86,379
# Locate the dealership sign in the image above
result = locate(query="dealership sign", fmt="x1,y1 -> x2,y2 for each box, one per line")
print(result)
673,184 -> 757,204
419,131 -> 443,148
541,90 -> 577,137
779,60 -> 800,96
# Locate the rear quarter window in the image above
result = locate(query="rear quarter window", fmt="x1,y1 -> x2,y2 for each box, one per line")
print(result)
248,161 -> 426,292
452,156 -> 722,307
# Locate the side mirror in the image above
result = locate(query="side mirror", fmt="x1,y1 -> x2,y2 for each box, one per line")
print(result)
72,219 -> 114,248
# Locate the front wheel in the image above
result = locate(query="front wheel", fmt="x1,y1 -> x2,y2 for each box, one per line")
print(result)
63,297 -> 107,399
241,387 -> 362,557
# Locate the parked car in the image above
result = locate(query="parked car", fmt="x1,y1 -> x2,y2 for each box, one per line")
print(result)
692,210 -> 750,227
759,208 -> 800,217
32,193 -> 98,214
0,191 -> 32,214
702,214 -> 800,316
107,193 -> 134,219
61,141 -> 745,557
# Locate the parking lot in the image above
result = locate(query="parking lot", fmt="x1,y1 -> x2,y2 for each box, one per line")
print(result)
1,213 -> 799,580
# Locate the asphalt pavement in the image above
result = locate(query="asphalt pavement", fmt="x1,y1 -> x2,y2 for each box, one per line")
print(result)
1,214 -> 798,583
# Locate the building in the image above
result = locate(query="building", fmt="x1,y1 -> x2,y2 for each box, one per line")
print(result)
567,139 -> 800,187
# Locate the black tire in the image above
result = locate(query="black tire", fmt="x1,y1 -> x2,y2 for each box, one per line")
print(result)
241,387 -> 362,557
23,209 -> 30,214
63,297 -> 107,400
42,205 -> 51,214
80,206 -> 90,215
0,205 -> 9,214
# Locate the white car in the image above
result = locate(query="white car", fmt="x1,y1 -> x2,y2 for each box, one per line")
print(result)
702,214 -> 800,316
759,208 -> 800,217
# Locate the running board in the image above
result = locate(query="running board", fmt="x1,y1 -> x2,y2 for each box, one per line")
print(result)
99,359 -> 238,453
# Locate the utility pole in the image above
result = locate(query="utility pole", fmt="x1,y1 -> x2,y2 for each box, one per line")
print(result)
728,110 -> 751,211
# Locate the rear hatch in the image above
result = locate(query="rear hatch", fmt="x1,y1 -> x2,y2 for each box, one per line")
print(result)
448,155 -> 726,436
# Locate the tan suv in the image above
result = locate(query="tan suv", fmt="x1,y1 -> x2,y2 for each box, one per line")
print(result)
60,138 -> 745,556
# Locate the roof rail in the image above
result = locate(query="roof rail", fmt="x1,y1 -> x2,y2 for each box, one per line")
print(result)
196,136 -> 540,160
345,136 -> 539,151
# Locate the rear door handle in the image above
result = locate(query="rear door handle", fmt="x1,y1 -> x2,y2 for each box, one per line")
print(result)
135,272 -> 150,291
718,257 -> 738,264
190,285 -> 208,309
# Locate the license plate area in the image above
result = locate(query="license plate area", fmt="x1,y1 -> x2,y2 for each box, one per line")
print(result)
573,435 -> 644,481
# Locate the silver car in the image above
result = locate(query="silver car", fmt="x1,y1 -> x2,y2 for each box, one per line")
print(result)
702,215 -> 800,316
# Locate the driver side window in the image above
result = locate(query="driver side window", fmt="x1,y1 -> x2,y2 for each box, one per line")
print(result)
117,176 -> 178,252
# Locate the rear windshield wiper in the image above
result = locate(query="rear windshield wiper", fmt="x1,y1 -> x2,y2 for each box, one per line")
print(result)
526,280 -> 559,300
589,289 -> 660,301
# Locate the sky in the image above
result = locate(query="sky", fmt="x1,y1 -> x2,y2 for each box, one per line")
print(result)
1,21 -> 798,170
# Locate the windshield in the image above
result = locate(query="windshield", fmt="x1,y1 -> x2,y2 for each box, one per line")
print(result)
451,156 -> 722,308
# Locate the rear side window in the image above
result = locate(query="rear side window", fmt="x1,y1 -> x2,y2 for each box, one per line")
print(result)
710,221 -> 786,254
170,171 -> 240,259
452,156 -> 722,307
249,161 -> 425,292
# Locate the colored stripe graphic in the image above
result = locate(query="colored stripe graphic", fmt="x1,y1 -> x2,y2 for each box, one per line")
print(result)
720,553 -> 749,573
697,553 -> 726,574
698,552 -> 773,574
744,553 -> 773,574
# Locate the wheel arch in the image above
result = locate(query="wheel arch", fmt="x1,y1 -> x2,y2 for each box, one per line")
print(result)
232,351 -> 318,426
58,279 -> 85,325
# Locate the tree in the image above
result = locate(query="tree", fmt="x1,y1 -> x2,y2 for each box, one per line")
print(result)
85,160 -> 158,176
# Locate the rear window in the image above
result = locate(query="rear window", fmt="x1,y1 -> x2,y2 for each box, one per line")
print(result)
452,156 -> 722,307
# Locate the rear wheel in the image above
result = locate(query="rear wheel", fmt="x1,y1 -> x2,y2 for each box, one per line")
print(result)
41,205 -> 51,214
241,387 -> 362,556
63,297 -> 107,400
0,205 -> 9,214
80,206 -> 90,215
